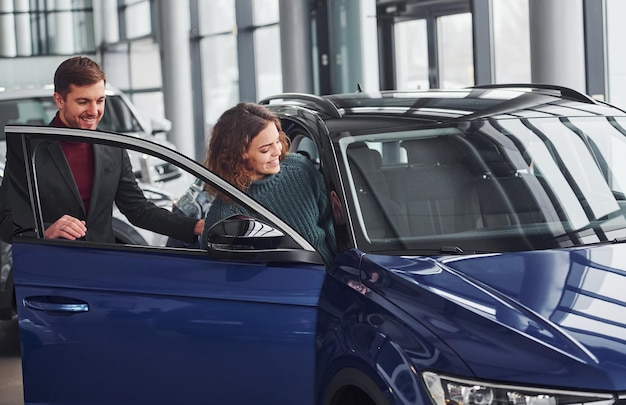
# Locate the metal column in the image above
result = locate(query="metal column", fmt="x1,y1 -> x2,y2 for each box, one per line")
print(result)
528,0 -> 586,92
279,0 -> 313,93
156,0 -> 196,159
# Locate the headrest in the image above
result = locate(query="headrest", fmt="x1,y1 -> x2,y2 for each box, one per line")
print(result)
0,102 -> 20,124
401,137 -> 461,165
347,143 -> 382,174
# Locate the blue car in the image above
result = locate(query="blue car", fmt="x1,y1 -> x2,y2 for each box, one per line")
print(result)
8,85 -> 626,404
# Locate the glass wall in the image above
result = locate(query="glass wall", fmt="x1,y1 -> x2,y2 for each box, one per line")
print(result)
392,0 -> 531,90
394,20 -> 429,90
326,0 -> 378,94
0,0 -> 95,57
392,7 -> 473,90
3,0 -> 626,153
493,0 -> 530,83
123,0 -> 152,39
438,12 -> 473,88
253,0 -> 281,100
100,0 -> 162,130
197,0 -> 239,125
606,0 -> 626,110
197,0 -> 281,125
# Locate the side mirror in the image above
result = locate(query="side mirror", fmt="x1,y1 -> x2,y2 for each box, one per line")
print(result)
207,215 -> 284,250
151,117 -> 172,135
206,215 -> 324,265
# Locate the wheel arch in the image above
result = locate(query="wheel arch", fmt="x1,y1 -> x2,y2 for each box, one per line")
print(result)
112,217 -> 148,245
322,367 -> 391,405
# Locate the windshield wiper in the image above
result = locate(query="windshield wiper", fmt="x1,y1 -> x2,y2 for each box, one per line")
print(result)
369,246 -> 496,256
440,245 -> 464,254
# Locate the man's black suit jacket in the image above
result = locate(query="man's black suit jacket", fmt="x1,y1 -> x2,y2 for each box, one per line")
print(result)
0,133 -> 198,244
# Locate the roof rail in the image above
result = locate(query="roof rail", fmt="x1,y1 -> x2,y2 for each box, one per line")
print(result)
469,83 -> 596,104
258,93 -> 342,118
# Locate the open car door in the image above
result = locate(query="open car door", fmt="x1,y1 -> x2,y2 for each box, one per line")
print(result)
6,126 -> 326,404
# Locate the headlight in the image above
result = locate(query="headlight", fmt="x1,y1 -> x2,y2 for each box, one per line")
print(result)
422,372 -> 615,405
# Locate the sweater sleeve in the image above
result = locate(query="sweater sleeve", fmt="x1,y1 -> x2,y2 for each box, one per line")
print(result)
273,154 -> 336,262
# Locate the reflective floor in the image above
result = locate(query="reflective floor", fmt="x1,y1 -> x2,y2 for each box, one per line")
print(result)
0,318 -> 23,405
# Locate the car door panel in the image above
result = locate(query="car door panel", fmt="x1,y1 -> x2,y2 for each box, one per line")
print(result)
5,126 -> 326,404
14,240 -> 324,404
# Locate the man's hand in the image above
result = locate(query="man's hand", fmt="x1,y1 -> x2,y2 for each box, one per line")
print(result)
45,214 -> 87,240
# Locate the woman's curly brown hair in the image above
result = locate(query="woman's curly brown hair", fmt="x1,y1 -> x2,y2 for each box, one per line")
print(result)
204,102 -> 289,194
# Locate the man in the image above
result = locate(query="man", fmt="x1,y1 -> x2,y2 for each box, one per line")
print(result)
0,56 -> 203,244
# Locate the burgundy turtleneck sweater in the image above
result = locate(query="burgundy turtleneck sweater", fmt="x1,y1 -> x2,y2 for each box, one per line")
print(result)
53,113 -> 94,212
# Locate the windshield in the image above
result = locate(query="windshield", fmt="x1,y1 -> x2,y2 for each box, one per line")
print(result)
339,116 -> 626,254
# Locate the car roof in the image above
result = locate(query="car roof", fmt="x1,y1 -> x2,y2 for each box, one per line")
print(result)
260,84 -> 626,132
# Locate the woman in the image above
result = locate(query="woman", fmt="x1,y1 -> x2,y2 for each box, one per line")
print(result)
202,102 -> 335,266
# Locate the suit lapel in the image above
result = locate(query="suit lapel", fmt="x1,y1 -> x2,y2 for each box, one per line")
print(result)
44,141 -> 85,213
88,144 -> 105,217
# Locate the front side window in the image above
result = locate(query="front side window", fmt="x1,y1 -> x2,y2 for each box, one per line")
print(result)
13,128 -> 322,264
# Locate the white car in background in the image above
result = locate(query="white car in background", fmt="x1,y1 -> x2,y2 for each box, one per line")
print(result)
0,84 -> 189,197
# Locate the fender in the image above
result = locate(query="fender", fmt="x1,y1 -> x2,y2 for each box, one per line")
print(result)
317,280 -> 431,405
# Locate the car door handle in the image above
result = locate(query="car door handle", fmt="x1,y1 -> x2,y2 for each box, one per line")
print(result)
23,296 -> 89,313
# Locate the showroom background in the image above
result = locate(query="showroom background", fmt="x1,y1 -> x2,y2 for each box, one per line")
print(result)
0,0 -> 623,161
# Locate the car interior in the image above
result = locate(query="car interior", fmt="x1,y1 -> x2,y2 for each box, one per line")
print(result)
346,134 -> 550,247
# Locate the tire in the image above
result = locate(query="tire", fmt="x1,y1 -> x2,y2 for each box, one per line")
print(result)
112,218 -> 149,245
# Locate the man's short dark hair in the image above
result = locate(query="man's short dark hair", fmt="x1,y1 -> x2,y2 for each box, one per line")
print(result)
54,56 -> 107,99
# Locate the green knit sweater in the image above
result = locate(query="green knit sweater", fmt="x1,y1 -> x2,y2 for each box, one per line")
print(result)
203,153 -> 336,265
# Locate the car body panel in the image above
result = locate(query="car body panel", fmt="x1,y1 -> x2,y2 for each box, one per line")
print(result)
14,240 -> 324,403
357,248 -> 626,390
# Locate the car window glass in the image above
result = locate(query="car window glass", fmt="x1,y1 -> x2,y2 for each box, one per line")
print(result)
569,116 -> 626,195
20,132 -> 315,256
534,118 -> 616,220
291,135 -> 318,161
496,119 -> 590,230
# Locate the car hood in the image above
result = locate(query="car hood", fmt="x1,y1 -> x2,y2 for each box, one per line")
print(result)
364,243 -> 626,390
